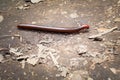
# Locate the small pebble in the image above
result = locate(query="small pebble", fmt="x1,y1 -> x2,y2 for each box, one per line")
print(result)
88,77 -> 93,80
32,21 -> 37,24
108,77 -> 112,80
69,13 -> 79,18
24,72 -> 27,75
45,77 -> 48,80
31,0 -> 44,3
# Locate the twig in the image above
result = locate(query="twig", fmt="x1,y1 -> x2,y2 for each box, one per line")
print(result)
49,52 -> 60,68
89,27 -> 118,39
0,34 -> 20,38
0,34 -> 22,42
0,48 -> 8,51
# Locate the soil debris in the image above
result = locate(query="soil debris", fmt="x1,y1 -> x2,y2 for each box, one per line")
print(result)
67,70 -> 89,80
39,38 -> 53,44
16,4 -> 30,10
90,55 -> 112,70
57,66 -> 69,77
0,54 -> 4,63
9,48 -> 23,56
0,15 -> 4,23
114,18 -> 120,22
15,44 -> 60,66
70,58 -> 86,68
26,54 -> 40,66
20,60 -> 26,69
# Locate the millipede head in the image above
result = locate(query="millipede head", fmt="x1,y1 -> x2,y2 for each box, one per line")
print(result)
81,24 -> 90,29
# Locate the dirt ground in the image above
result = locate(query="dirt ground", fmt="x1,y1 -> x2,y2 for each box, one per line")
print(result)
0,0 -> 120,80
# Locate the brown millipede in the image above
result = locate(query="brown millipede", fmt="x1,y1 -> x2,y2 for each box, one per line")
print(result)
17,24 -> 90,33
